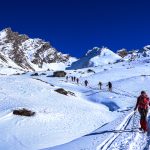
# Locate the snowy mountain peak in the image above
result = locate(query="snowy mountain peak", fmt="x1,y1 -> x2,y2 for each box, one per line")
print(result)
100,47 -> 117,56
68,47 -> 122,69
86,47 -> 119,57
0,28 -> 75,71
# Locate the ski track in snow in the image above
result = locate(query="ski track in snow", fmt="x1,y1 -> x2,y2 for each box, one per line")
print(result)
97,111 -> 134,150
96,112 -> 150,150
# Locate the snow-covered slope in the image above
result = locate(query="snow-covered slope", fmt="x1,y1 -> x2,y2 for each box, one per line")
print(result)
68,47 -> 122,69
0,75 -> 114,150
0,55 -> 150,150
43,56 -> 150,150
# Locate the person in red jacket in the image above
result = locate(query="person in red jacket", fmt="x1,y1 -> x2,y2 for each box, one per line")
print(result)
134,91 -> 150,132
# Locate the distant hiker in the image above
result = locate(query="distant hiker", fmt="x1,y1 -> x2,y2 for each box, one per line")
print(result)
66,76 -> 68,81
73,77 -> 76,82
84,80 -> 88,87
71,76 -> 74,82
134,91 -> 150,132
107,82 -> 112,92
98,81 -> 102,90
76,78 -> 79,84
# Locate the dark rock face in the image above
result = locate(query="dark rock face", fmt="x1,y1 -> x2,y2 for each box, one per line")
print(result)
53,71 -> 66,77
87,69 -> 95,73
13,108 -> 35,116
55,88 -> 75,96
31,73 -> 39,76
5,28 -> 29,43
55,88 -> 68,95
117,49 -> 128,58
0,28 -> 71,70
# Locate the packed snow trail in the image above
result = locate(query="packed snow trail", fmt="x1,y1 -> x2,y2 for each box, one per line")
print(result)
58,77 -> 138,99
98,113 -> 149,150
96,111 -> 135,150
50,77 -> 137,99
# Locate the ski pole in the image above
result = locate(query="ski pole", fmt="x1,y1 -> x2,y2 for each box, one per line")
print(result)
132,111 -> 136,141
132,111 -> 136,130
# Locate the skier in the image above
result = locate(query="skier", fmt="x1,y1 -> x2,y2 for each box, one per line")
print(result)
76,78 -> 79,84
71,76 -> 74,82
66,76 -> 68,81
98,81 -> 102,90
84,80 -> 88,87
73,77 -> 76,82
107,82 -> 112,92
134,91 -> 150,132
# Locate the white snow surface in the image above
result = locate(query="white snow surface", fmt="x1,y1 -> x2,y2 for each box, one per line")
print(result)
0,75 -> 112,150
0,53 -> 150,150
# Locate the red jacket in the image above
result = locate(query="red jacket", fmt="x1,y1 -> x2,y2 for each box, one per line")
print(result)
135,94 -> 150,110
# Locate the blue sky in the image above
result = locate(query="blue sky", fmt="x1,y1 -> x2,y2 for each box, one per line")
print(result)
0,0 -> 150,57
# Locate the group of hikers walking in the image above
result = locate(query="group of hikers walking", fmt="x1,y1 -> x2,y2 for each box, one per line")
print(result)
66,76 -> 79,84
98,81 -> 112,92
66,76 -> 112,92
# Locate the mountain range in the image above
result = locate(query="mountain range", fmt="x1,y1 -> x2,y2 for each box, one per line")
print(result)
0,28 -> 150,71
